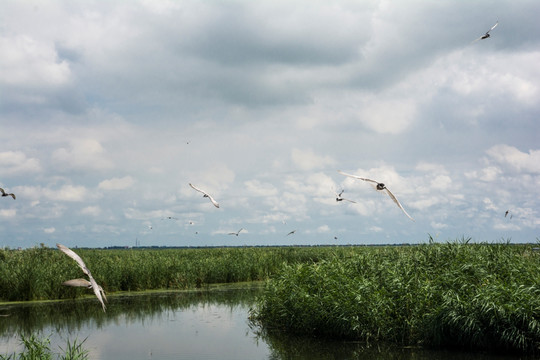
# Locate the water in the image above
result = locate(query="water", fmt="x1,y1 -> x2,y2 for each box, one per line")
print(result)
0,284 -> 527,359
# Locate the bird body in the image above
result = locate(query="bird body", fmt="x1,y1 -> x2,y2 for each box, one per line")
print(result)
473,21 -> 498,42
57,243 -> 107,312
189,183 -> 220,208
334,189 -> 357,203
338,170 -> 414,221
0,188 -> 16,199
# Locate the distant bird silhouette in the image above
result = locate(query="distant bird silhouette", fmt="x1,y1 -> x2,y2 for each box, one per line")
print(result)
189,183 -> 219,208
286,230 -> 296,236
57,243 -> 107,312
161,216 -> 178,220
334,189 -> 357,203
505,210 -> 513,219
338,170 -> 414,221
228,228 -> 244,236
0,188 -> 15,200
473,21 -> 498,42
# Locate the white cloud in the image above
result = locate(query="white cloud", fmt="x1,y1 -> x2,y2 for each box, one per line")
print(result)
0,34 -> 71,88
291,148 -> 335,171
98,176 -> 134,190
0,209 -> 17,218
356,96 -> 417,134
80,206 -> 101,217
43,227 -> 56,234
464,166 -> 502,182
52,138 -> 113,171
0,151 -> 41,175
486,144 -> 540,174
244,180 -> 278,197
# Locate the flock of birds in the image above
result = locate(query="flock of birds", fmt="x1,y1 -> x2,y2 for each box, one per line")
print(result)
0,20 -> 505,312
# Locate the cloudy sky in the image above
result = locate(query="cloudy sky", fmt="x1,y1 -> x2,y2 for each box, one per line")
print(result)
1,0 -> 539,249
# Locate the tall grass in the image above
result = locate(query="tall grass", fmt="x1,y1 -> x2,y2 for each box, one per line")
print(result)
0,334 -> 88,360
250,241 -> 540,354
0,246 -> 338,302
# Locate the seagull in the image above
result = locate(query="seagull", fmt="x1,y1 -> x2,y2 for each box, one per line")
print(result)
161,216 -> 178,220
228,228 -> 244,236
189,183 -> 220,208
286,230 -> 296,236
473,21 -> 498,42
57,243 -> 107,312
338,170 -> 414,221
0,188 -> 16,200
334,189 -> 357,203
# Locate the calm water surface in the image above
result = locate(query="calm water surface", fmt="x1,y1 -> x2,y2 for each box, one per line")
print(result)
0,284 -> 528,360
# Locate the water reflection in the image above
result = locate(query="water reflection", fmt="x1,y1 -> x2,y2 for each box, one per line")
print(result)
0,284 -> 526,360
0,283 -> 268,359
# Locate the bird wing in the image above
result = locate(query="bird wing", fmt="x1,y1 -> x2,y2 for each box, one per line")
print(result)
62,278 -> 92,287
337,171 -> 378,184
488,21 -> 498,33
341,197 -> 357,204
189,183 -> 219,208
57,243 -> 90,276
87,275 -> 106,312
206,194 -> 220,208
383,188 -> 415,221
189,183 -> 207,195
287,230 -> 296,236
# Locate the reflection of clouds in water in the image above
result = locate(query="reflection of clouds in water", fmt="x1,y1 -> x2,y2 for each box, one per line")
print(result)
0,287 -> 268,360
84,303 -> 266,359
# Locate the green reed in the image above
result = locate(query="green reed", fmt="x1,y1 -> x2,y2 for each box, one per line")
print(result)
0,333 -> 88,360
0,245 -> 340,302
250,241 -> 540,354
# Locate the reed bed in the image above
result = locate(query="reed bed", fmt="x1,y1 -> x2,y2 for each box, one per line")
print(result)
0,245 -> 340,302
0,333 -> 89,360
250,241 -> 540,354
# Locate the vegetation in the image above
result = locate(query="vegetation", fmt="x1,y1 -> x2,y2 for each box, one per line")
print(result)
0,245 -> 335,302
250,240 -> 540,354
0,333 -> 88,360
2,241 -> 540,354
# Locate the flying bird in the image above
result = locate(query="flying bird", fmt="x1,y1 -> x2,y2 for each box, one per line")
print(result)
505,210 -> 513,219
473,21 -> 498,42
286,230 -> 296,236
161,216 -> 178,220
338,170 -> 414,221
189,183 -> 220,208
334,189 -> 357,203
57,243 -> 107,312
0,188 -> 16,200
228,228 -> 244,236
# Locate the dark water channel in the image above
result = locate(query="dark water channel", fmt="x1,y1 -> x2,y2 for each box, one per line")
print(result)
0,283 -> 526,359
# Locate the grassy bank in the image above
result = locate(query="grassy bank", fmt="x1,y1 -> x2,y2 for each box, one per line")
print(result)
0,245 -> 340,302
250,241 -> 540,354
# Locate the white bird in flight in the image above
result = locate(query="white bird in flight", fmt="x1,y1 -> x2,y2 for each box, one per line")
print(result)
338,170 -> 414,221
0,188 -> 16,200
473,21 -> 498,42
189,183 -> 220,208
334,189 -> 357,204
228,228 -> 244,236
57,243 -> 107,312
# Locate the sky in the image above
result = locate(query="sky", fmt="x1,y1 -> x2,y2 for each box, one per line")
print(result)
1,0 -> 539,249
